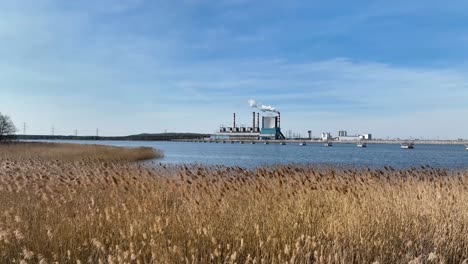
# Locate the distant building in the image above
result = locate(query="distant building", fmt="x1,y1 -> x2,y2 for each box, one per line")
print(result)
321,132 -> 332,141
338,133 -> 373,141
338,131 -> 348,137
212,112 -> 285,140
260,115 -> 286,140
212,112 -> 260,140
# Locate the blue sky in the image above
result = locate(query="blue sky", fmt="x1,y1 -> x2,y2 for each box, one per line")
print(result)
1,0 -> 468,138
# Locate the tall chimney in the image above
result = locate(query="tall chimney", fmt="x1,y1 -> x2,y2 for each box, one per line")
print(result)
257,113 -> 260,131
233,113 -> 236,128
252,112 -> 256,131
278,112 -> 281,128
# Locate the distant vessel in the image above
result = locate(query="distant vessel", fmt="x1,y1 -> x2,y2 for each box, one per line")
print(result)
299,142 -> 307,146
280,142 -> 286,145
264,141 -> 269,145
324,142 -> 333,147
251,141 -> 255,144
465,145 -> 468,150
401,142 -> 414,149
357,142 -> 367,148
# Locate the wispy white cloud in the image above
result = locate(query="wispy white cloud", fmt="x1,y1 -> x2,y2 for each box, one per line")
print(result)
1,0 -> 468,138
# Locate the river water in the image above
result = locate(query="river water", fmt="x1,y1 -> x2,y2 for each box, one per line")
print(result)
32,140 -> 468,169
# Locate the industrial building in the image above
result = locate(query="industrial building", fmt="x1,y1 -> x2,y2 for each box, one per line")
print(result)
338,131 -> 348,137
322,131 -> 373,141
338,133 -> 373,141
259,114 -> 285,140
212,112 -> 285,140
210,104 -> 371,142
321,132 -> 332,141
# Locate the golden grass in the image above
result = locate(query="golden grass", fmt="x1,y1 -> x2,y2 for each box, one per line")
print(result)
0,142 -> 161,162
0,144 -> 467,263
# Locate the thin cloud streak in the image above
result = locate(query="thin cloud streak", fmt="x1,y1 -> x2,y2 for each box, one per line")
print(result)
0,0 -> 468,138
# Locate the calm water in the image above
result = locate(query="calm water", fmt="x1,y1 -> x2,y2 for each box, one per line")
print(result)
32,140 -> 468,169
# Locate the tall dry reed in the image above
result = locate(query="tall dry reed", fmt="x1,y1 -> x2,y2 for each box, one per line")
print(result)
0,144 -> 467,263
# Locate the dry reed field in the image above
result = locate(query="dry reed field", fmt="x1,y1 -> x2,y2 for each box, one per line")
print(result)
0,143 -> 468,263
0,142 -> 161,162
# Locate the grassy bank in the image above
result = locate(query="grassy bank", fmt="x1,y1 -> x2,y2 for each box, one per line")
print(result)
0,142 -> 161,162
0,145 -> 467,263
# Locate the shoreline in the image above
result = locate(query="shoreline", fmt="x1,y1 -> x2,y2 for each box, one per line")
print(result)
174,139 -> 468,145
25,138 -> 468,145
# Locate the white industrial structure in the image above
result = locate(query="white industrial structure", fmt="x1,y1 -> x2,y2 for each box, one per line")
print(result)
338,133 -> 373,141
321,132 -> 332,141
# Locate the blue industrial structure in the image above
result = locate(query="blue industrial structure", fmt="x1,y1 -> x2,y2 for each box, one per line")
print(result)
259,115 -> 285,140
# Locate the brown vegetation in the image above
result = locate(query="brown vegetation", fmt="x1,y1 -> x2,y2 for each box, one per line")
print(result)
0,144 -> 467,263
0,142 -> 161,162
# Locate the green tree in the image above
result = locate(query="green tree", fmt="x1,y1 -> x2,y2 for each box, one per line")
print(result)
0,113 -> 17,142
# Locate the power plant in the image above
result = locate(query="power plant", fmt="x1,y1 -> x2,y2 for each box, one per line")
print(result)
215,111 -> 285,140
212,99 -> 286,140
208,99 -> 372,144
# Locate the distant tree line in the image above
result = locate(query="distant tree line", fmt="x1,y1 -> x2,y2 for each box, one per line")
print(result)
1,112 -> 208,142
15,133 -> 209,141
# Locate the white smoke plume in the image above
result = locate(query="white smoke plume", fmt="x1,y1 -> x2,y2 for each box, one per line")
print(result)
248,99 -> 279,113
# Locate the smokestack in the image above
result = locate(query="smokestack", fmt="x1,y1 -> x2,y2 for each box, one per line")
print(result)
278,112 -> 281,128
257,113 -> 260,131
252,112 -> 256,131
233,113 -> 236,128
